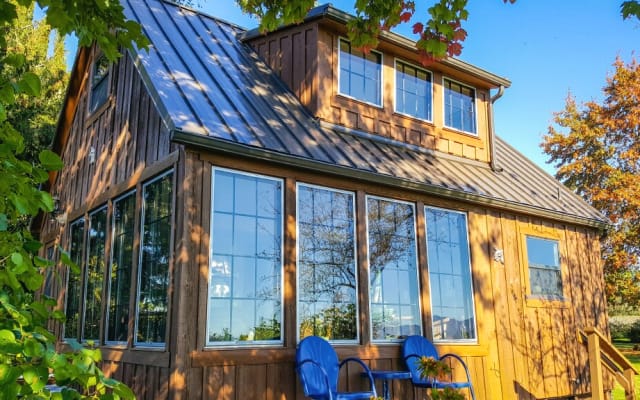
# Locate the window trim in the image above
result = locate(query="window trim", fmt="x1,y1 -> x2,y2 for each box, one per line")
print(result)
63,217 -> 86,341
365,194 -> 422,343
88,52 -> 111,115
206,167 -> 285,348
393,58 -> 433,123
296,182 -> 359,344
441,76 -> 478,136
134,169 -> 174,348
82,205 -> 109,343
424,206 -> 477,344
337,37 -> 384,108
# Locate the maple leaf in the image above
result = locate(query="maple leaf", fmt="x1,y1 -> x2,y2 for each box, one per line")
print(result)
447,42 -> 463,56
453,28 -> 467,42
413,22 -> 424,34
400,11 -> 413,22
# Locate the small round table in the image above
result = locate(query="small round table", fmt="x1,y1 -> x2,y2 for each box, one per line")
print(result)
364,370 -> 412,400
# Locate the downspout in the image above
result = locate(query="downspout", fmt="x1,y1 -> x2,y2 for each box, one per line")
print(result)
488,85 -> 505,172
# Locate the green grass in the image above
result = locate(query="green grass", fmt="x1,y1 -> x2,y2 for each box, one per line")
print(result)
612,339 -> 640,400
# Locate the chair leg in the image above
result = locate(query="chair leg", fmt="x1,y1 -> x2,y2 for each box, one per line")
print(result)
468,385 -> 476,400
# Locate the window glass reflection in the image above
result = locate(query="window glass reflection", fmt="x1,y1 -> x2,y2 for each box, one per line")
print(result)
64,219 -> 84,340
84,207 -> 107,341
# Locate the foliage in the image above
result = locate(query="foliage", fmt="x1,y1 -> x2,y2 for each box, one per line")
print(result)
542,58 -> 640,308
236,0 -> 640,62
0,0 -> 148,398
416,356 -> 464,400
609,316 -> 640,341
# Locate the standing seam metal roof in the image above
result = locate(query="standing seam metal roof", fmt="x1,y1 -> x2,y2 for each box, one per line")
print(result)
122,0 -> 607,228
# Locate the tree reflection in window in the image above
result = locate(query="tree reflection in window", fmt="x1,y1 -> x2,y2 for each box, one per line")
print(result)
84,207 -> 107,342
297,185 -> 357,342
64,219 -> 84,340
367,197 -> 421,341
136,171 -> 173,346
106,191 -> 135,343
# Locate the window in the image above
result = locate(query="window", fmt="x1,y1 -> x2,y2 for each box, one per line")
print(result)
106,191 -> 136,344
367,197 -> 421,341
298,184 -> 357,342
84,207 -> 108,342
443,78 -> 476,134
395,60 -> 432,121
135,171 -> 173,346
207,169 -> 283,345
526,236 -> 563,298
425,207 -> 476,342
339,39 -> 382,106
64,219 -> 84,340
89,54 -> 110,113
43,244 -> 55,298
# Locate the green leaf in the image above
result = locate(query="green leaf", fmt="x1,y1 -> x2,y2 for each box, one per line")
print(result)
39,149 -> 64,171
17,72 -> 41,96
0,213 -> 7,231
0,83 -> 15,104
23,337 -> 45,358
10,252 -> 23,267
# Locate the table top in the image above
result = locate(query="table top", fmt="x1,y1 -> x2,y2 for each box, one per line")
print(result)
367,370 -> 412,380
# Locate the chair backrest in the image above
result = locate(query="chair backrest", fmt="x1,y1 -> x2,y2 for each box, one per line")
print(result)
402,335 -> 440,384
296,336 -> 339,398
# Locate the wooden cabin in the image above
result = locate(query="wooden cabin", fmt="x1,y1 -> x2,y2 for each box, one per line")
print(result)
36,0 -> 616,398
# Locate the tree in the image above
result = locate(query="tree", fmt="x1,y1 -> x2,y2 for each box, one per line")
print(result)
237,0 -> 640,61
0,0 -> 147,397
542,58 -> 640,309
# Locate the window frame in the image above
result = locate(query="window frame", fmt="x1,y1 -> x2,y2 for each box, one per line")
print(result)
82,205 -> 109,343
520,227 -> 566,305
337,37 -> 383,108
394,58 -> 433,122
206,167 -> 285,348
365,195 -> 422,343
424,206 -> 477,344
88,53 -> 111,114
296,182 -> 359,344
63,217 -> 86,341
442,77 -> 478,135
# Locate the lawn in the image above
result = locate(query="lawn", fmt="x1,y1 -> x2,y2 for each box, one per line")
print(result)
612,339 -> 640,400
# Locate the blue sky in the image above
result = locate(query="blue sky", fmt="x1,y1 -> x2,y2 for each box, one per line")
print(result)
196,1 -> 638,174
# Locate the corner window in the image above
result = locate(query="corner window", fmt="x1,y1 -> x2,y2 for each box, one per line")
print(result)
64,219 -> 85,340
526,236 -> 563,298
425,207 -> 476,342
297,184 -> 357,342
395,60 -> 432,121
338,38 -> 382,106
89,54 -> 110,113
106,191 -> 136,344
135,171 -> 173,346
207,169 -> 283,346
84,207 -> 108,342
443,78 -> 476,134
367,196 -> 421,342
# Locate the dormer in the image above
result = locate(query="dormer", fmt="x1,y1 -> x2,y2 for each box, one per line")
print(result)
244,4 -> 511,164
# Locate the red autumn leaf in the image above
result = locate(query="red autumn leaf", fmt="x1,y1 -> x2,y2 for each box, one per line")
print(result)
447,42 -> 462,56
400,11 -> 413,22
412,22 -> 424,34
453,28 -> 467,41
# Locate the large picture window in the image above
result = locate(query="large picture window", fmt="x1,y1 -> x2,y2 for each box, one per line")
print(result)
444,78 -> 476,134
339,38 -> 382,106
396,60 -> 432,121
297,184 -> 357,342
106,191 -> 136,343
64,219 -> 85,340
425,207 -> 476,342
83,207 -> 108,342
136,171 -> 173,346
207,169 -> 283,345
367,197 -> 421,341
526,236 -> 563,298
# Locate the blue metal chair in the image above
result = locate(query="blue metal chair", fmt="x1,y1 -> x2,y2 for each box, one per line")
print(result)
402,335 -> 476,400
295,336 -> 377,400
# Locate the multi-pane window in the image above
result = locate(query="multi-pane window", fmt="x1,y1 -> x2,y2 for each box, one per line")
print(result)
64,219 -> 84,340
396,60 -> 432,121
297,184 -> 357,342
339,39 -> 382,106
106,191 -> 136,343
425,207 -> 476,342
367,197 -> 421,341
444,78 -> 476,134
207,169 -> 283,345
136,171 -> 173,346
526,236 -> 563,298
84,207 -> 107,342
89,54 -> 110,113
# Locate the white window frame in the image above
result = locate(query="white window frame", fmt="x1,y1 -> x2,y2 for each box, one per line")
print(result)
442,77 -> 478,136
206,167 -> 285,348
394,58 -> 433,122
337,37 -> 384,108
296,182 -> 359,344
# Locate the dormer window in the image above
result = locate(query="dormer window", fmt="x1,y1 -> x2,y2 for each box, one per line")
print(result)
89,54 -> 110,113
338,38 -> 382,106
395,60 -> 432,121
443,78 -> 476,134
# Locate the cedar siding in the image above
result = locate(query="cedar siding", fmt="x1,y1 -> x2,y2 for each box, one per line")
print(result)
38,0 -> 611,399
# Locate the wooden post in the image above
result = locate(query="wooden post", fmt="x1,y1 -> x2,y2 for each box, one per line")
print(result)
588,332 -> 604,400
624,368 -> 635,400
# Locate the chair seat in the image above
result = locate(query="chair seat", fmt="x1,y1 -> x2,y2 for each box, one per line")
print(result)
415,380 -> 472,390
335,391 -> 377,400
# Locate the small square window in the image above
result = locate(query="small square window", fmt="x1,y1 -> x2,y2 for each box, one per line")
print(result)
395,60 -> 432,121
444,78 -> 476,134
89,54 -> 110,113
526,236 -> 563,298
338,39 -> 382,106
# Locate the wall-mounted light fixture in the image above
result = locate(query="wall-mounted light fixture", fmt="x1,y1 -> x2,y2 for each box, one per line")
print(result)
49,195 -> 67,225
88,146 -> 96,164
493,248 -> 505,264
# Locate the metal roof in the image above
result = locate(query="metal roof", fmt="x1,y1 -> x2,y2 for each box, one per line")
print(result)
122,0 -> 607,228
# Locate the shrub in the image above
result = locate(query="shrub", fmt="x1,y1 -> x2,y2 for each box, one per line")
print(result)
609,315 -> 640,341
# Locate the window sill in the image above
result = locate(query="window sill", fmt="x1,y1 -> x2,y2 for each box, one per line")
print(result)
393,111 -> 435,127
85,95 -> 113,125
526,295 -> 568,308
442,125 -> 480,139
335,93 -> 383,110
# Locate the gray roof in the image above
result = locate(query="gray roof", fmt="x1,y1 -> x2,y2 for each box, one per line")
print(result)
122,0 -> 607,228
